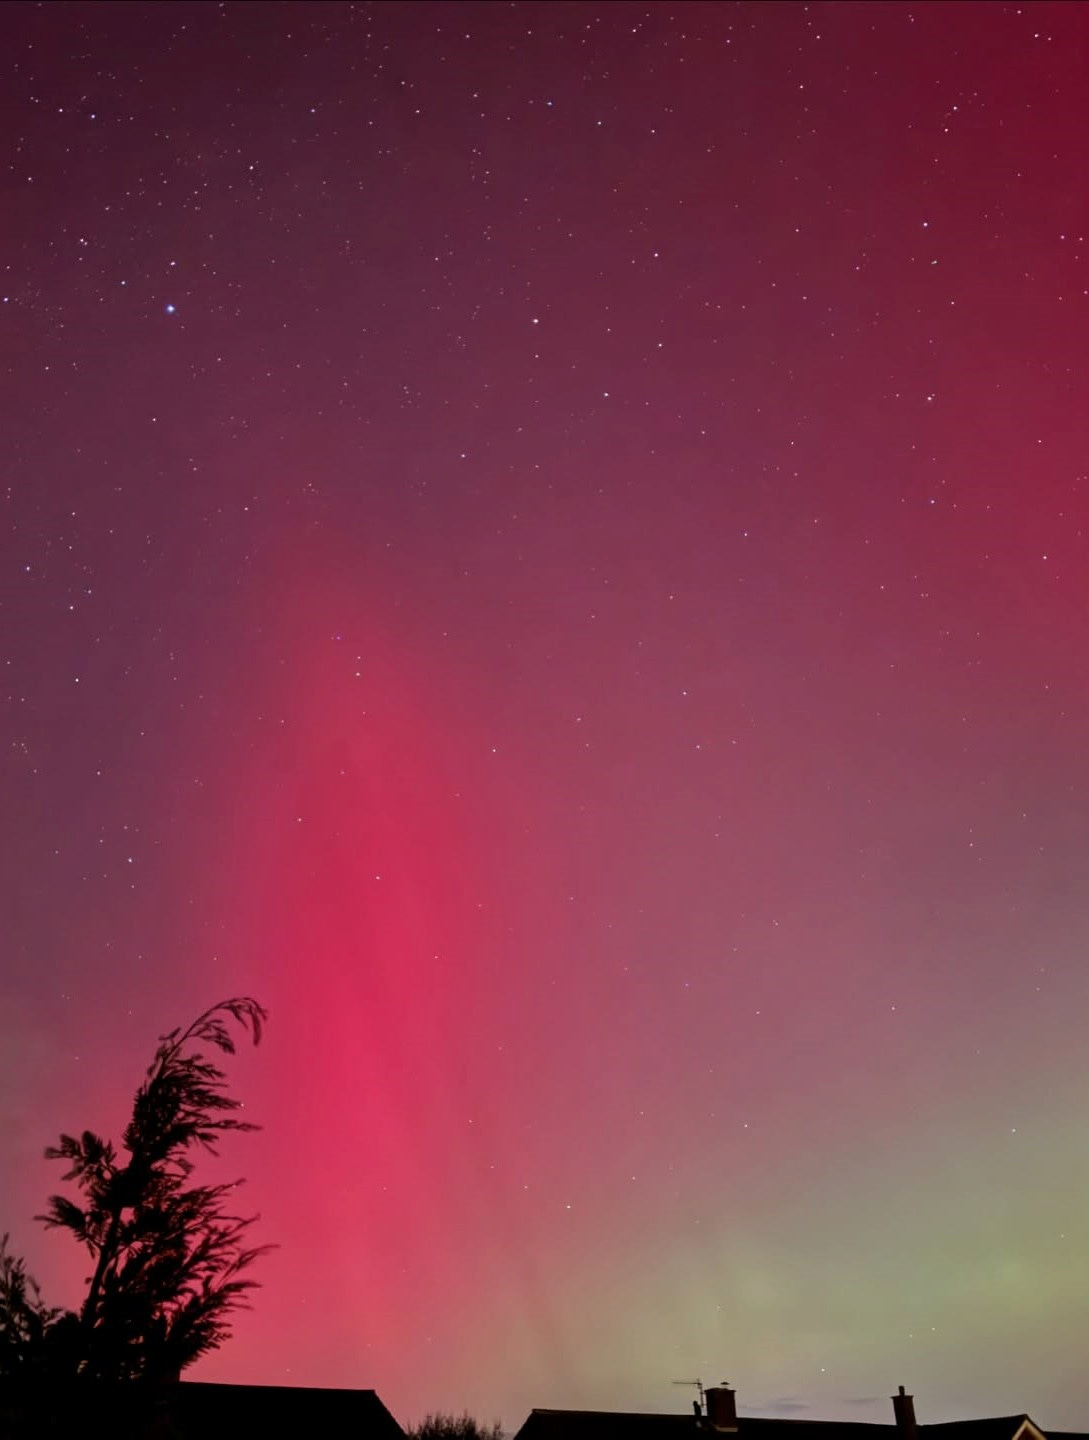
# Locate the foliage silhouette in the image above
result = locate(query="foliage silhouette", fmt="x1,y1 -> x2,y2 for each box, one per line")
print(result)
408,1413 -> 506,1440
0,1234 -> 59,1377
0,997 -> 270,1382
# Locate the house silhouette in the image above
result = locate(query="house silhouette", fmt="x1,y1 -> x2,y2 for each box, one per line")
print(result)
511,1385 -> 1089,1440
0,1378 -> 406,1440
4,1377 -> 1086,1440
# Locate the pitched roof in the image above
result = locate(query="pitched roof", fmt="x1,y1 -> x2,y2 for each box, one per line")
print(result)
513,1409 -> 1052,1440
514,1409 -> 892,1440
923,1419 -> 1038,1440
0,1378 -> 406,1440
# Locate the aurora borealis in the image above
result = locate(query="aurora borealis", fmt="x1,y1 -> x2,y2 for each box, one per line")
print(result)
3,0 -> 1089,1429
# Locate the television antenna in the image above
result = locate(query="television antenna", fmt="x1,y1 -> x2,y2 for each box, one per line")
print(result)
673,1379 -> 706,1412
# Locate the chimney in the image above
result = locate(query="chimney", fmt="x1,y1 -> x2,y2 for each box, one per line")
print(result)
892,1387 -> 917,1440
705,1386 -> 738,1433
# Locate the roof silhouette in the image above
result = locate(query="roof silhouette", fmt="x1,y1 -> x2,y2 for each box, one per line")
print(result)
512,1408 -> 1075,1440
0,1378 -> 406,1440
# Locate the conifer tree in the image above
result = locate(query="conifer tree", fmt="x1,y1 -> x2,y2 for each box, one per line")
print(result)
0,998 -> 270,1382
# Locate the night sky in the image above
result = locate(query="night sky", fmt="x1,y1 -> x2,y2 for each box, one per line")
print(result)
3,0 -> 1089,1429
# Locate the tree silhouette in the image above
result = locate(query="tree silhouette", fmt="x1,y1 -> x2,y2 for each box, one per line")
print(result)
0,1234 -> 59,1377
408,1414 -> 506,1440
0,997 -> 271,1382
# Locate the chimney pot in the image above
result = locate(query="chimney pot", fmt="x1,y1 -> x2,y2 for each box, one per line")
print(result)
705,1387 -> 738,1433
892,1388 -> 916,1440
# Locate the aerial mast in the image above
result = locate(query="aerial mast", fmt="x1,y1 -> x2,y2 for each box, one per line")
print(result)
672,1380 -> 706,1416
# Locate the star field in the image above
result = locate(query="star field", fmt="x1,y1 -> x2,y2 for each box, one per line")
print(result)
3,0 -> 1089,1430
